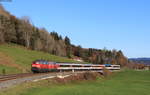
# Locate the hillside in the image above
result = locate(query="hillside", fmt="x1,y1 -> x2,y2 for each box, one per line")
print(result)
0,44 -> 78,74
0,4 -> 128,65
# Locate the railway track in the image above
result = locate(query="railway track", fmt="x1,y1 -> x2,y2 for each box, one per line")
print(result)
0,69 -> 110,82
0,73 -> 35,82
0,72 -> 67,82
0,71 -> 85,89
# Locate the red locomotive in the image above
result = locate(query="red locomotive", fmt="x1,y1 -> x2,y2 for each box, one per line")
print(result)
31,60 -> 120,73
31,60 -> 59,73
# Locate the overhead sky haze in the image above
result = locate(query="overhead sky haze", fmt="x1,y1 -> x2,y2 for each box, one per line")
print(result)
1,0 -> 150,58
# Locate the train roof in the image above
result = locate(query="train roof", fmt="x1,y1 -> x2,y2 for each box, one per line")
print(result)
57,63 -> 105,66
33,60 -> 120,66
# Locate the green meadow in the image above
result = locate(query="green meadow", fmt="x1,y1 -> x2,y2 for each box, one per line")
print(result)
22,70 -> 150,95
1,70 -> 150,95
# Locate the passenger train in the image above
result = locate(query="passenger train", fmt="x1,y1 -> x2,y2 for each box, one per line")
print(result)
31,60 -> 120,73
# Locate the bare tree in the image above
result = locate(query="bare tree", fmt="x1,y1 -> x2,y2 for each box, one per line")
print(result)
20,17 -> 33,48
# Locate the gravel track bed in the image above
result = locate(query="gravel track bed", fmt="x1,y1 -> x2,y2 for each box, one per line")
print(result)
0,72 -> 77,89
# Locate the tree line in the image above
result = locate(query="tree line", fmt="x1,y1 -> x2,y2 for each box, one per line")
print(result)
0,4 -> 128,66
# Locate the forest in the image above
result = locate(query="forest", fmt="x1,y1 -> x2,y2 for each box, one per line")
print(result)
0,4 -> 128,66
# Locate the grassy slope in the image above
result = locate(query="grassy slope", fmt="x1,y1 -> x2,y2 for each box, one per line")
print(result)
0,64 -> 20,74
0,44 -> 77,74
0,70 -> 150,95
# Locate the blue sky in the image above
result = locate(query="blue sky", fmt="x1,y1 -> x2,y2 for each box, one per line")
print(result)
1,0 -> 150,58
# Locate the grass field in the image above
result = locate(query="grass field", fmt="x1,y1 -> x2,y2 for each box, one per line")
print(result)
0,44 -> 78,74
1,70 -> 150,95
22,70 -> 150,95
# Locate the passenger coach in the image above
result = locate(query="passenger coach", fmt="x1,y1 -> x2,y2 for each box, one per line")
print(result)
31,60 -> 120,73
